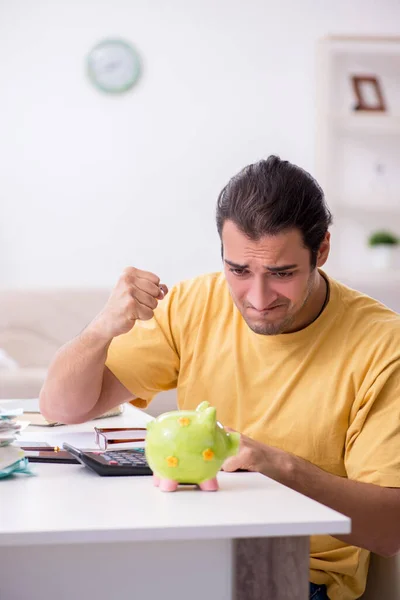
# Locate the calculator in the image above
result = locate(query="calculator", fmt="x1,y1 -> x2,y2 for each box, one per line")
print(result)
62,443 -> 152,476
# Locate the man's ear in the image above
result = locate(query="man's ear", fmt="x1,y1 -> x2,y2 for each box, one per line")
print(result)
316,232 -> 330,267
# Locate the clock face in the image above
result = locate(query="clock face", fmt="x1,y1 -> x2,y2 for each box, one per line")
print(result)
87,39 -> 141,93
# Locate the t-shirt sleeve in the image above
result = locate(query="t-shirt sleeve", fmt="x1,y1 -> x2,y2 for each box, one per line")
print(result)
105,287 -> 180,409
345,361 -> 400,487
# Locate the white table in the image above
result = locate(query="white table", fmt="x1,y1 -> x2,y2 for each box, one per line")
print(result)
0,403 -> 350,600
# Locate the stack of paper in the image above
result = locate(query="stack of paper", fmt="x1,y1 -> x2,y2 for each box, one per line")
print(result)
0,408 -> 25,472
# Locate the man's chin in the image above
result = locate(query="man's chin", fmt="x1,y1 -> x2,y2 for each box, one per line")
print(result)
244,315 -> 293,336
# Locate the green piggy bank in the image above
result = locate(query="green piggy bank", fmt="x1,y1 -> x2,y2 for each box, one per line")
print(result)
145,401 -> 240,492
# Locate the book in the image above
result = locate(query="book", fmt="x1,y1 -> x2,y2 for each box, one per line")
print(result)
0,445 -> 25,471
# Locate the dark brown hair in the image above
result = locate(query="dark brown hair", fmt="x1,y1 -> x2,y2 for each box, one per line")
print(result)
216,155 -> 333,268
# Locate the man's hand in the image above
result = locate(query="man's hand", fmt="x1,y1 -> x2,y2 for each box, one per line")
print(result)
92,267 -> 168,340
222,429 -> 285,475
221,429 -> 400,557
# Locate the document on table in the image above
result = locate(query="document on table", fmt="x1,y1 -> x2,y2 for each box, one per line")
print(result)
16,430 -> 146,451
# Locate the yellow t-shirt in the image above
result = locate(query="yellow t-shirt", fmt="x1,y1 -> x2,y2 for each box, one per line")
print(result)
106,270 -> 400,600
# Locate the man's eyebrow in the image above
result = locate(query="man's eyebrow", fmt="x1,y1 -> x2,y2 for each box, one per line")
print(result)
224,259 -> 298,272
224,259 -> 249,269
265,264 -> 298,272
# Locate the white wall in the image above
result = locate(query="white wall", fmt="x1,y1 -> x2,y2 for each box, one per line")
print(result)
1,0 -> 399,289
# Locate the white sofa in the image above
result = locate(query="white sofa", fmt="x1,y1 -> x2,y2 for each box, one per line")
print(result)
0,285 -> 398,598
0,289 -> 108,399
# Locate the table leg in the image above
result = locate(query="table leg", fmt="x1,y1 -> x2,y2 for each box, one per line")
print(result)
234,536 -> 309,600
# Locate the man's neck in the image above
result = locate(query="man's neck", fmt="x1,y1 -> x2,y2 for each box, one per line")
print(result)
284,271 -> 328,334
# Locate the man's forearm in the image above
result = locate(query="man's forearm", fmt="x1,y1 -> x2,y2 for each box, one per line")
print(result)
263,446 -> 400,557
39,322 -> 111,424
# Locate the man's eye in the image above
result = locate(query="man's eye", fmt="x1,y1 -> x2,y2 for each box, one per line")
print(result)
230,269 -> 248,277
273,272 -> 294,279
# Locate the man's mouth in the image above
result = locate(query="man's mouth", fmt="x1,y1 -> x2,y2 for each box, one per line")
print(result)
247,304 -> 286,314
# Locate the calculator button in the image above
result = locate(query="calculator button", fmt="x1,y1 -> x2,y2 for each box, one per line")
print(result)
109,460 -> 118,465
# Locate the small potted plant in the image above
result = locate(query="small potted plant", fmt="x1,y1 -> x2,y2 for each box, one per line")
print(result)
368,230 -> 399,270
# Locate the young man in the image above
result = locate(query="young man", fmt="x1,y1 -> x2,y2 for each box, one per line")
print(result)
40,156 -> 400,600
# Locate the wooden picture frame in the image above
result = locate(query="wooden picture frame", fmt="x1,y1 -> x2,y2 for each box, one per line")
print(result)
351,75 -> 386,111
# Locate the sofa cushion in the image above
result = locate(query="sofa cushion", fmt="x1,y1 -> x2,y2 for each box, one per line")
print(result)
0,367 -> 47,399
0,289 -> 109,367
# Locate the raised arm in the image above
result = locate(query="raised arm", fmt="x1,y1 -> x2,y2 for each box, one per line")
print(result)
39,267 -> 168,424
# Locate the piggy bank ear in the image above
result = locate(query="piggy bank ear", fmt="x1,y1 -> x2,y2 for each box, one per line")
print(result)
227,431 -> 240,457
196,401 -> 210,412
198,405 -> 217,429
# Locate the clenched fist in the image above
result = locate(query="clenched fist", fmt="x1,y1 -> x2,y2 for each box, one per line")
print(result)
93,267 -> 168,340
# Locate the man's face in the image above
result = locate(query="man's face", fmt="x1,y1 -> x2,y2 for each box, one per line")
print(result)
222,221 -> 322,335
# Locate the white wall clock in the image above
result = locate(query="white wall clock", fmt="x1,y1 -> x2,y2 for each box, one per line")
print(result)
87,39 -> 141,94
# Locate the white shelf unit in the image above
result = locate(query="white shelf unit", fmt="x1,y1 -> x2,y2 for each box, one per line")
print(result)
316,36 -> 400,293
331,114 -> 400,135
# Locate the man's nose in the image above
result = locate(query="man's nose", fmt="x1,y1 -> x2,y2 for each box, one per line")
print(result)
247,277 -> 277,311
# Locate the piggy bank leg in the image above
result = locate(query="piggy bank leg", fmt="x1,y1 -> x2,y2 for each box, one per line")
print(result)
199,477 -> 219,492
159,478 -> 179,492
153,475 -> 160,487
